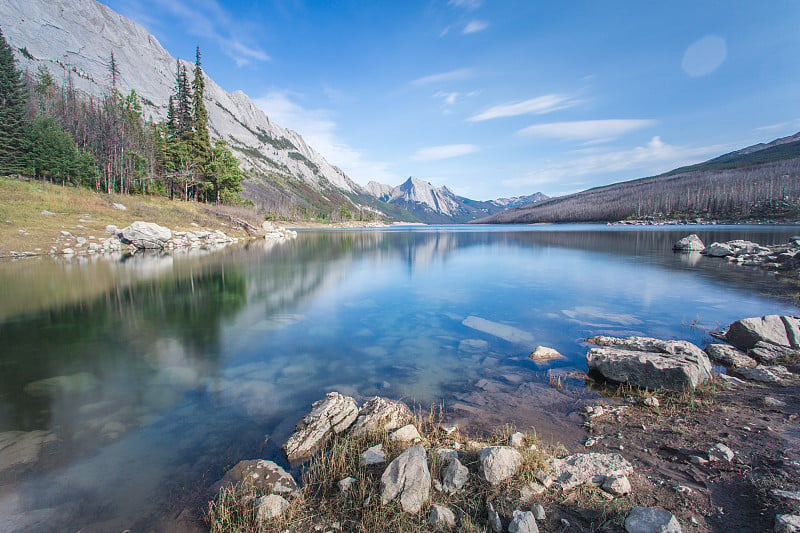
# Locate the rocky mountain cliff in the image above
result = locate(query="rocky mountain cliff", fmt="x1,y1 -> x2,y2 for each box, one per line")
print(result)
366,177 -> 547,224
0,0 -> 389,218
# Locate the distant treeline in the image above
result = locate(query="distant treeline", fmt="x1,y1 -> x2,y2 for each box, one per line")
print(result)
484,156 -> 800,224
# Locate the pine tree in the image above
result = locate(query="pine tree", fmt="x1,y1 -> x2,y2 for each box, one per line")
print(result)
108,51 -> 120,89
0,27 -> 29,174
166,95 -> 177,136
192,46 -> 210,164
175,62 -> 192,135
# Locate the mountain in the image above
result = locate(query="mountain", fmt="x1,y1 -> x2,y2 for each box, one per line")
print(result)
0,0 -> 393,219
365,177 -> 547,224
492,193 -> 550,209
477,132 -> 800,224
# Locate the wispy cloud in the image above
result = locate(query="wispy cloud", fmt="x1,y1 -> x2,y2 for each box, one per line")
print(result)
254,91 -> 396,184
412,144 -> 481,161
448,0 -> 483,10
757,119 -> 800,131
411,68 -> 475,87
518,119 -> 657,141
503,136 -> 728,187
462,20 -> 489,34
468,94 -> 580,121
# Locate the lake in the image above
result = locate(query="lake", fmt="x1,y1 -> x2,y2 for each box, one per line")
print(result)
1,224 -> 798,532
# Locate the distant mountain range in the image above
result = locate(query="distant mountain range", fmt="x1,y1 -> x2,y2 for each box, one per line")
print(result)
478,132 -> 800,224
365,177 -> 547,223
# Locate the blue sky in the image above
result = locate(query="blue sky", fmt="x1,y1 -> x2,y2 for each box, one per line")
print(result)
105,0 -> 800,200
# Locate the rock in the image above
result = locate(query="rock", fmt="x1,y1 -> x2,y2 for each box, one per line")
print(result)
775,514 -> 800,533
256,494 -> 289,521
602,474 -> 632,495
0,430 -> 57,472
459,339 -> 489,352
643,397 -> 659,408
105,224 -> 118,234
509,431 -> 525,448
529,346 -> 564,361
23,372 -> 98,397
119,221 -> 172,249
283,392 -> 359,462
441,456 -> 469,493
549,453 -> 633,491
338,477 -> 357,493
519,481 -> 547,502
435,448 -> 459,462
725,315 -> 800,352
772,490 -> 800,501
705,344 -> 757,368
428,505 -> 456,528
735,365 -> 793,385
764,396 -> 787,408
361,444 -> 387,466
40,209 -> 55,216
349,397 -> 412,436
487,502 -> 503,533
389,424 -> 422,444
708,443 -> 734,462
586,336 -> 713,391
480,446 -> 523,485
112,202 -> 127,211
673,234 -> 705,252
61,247 -> 75,255
509,510 -> 539,533
380,445 -> 430,513
531,504 -> 545,520
462,316 -> 535,344
749,341 -> 799,364
703,242 -> 734,257
624,507 -> 682,533
216,459 -> 298,494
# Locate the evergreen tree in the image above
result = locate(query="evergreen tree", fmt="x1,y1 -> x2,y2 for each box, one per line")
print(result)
192,46 -> 210,164
175,62 -> 192,135
166,95 -> 177,136
0,27 -> 29,174
205,140 -> 243,204
108,51 -> 120,89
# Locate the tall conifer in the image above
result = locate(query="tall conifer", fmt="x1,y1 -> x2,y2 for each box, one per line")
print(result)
0,27 -> 29,174
192,46 -> 210,163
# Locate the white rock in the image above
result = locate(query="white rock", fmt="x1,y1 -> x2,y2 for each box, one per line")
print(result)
216,459 -> 298,494
509,510 -> 539,533
549,453 -> 633,491
624,507 -> 682,533
480,446 -> 523,485
256,494 -> 289,521
282,392 -> 359,462
338,477 -> 357,493
705,344 -> 757,369
509,432 -> 526,448
349,397 -> 412,436
708,443 -> 734,462
119,221 -> 172,249
529,346 -> 563,361
112,202 -> 127,211
673,234 -> 705,252
602,474 -> 632,496
775,514 -> 800,532
360,444 -> 387,466
531,503 -> 545,520
380,445 -> 430,513
428,505 -> 456,528
389,424 -> 422,444
462,316 -> 534,344
435,447 -> 459,462
643,397 -> 659,408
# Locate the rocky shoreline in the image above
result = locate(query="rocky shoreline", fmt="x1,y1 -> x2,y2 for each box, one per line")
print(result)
673,233 -> 800,279
205,313 -> 800,533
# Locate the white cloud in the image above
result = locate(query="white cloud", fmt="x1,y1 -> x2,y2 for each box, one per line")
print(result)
254,91 -> 396,184
518,119 -> 657,141
503,136 -> 729,187
468,94 -> 580,121
411,68 -> 475,87
448,0 -> 483,10
682,35 -> 726,77
434,91 -> 460,106
412,144 -> 481,161
757,119 -> 800,131
462,20 -> 489,34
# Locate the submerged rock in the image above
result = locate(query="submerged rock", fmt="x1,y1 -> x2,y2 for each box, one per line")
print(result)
480,446 -> 523,485
624,506 -> 682,533
462,316 -> 535,344
673,234 -> 705,252
380,445 -> 430,513
586,336 -> 713,391
283,392 -> 358,462
0,430 -> 57,472
349,397 -> 412,436
23,372 -> 99,397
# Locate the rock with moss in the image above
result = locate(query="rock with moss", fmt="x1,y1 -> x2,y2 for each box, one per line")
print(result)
349,396 -> 412,436
380,444 -> 430,513
283,392 -> 359,462
480,446 -> 523,485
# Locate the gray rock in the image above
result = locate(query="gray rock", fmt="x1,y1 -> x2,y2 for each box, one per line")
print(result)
480,446 -> 523,485
380,445 -> 430,513
775,514 -> 800,533
119,221 -> 172,249
624,507 -> 682,533
349,396 -> 412,436
509,431 -> 526,448
643,397 -> 660,408
389,424 -> 422,444
764,396 -> 787,408
256,494 -> 289,521
726,315 -> 800,352
531,503 -> 545,520
435,447 -> 459,462
703,242 -> 734,257
705,344 -> 757,368
735,365 -> 793,385
23,372 -> 98,397
428,504 -> 456,528
441,456 -> 469,493
0,430 -> 57,472
529,346 -> 564,361
549,452 -> 633,491
673,234 -> 705,252
216,459 -> 298,494
112,202 -> 127,211
361,443 -> 387,466
283,392 -> 359,462
487,501 -> 503,533
338,477 -> 357,493
586,336 -> 713,390
708,443 -> 734,462
602,474 -> 632,495
749,341 -> 799,364
509,510 -> 539,533
772,490 -> 800,501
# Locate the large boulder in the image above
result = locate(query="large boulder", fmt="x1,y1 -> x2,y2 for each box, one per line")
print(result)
215,459 -> 298,495
349,397 -> 412,436
725,315 -> 800,352
119,221 -> 172,249
705,344 -> 757,368
380,444 -> 431,513
586,336 -> 713,391
480,446 -> 523,485
283,392 -> 358,462
673,234 -> 705,252
549,452 -> 633,491
624,507 -> 682,533
703,242 -> 734,257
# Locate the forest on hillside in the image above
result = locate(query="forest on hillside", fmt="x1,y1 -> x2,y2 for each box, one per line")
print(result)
483,154 -> 800,224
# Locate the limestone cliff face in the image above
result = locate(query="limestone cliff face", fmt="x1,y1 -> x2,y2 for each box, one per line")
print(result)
0,0 -> 365,205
